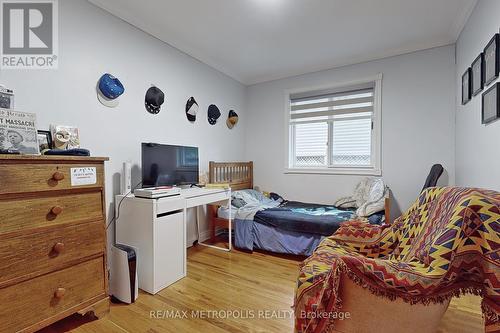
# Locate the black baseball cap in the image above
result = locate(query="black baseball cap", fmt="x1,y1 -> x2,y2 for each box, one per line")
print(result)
186,97 -> 198,122
207,104 -> 221,125
145,86 -> 165,114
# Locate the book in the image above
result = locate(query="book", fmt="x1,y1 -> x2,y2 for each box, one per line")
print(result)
0,109 -> 39,154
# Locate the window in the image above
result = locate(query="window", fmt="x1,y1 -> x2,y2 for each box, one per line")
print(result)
286,76 -> 381,175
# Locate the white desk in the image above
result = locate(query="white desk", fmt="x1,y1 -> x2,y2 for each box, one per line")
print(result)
115,187 -> 231,294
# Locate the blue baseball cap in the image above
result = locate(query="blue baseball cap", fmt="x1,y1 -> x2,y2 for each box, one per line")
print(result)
97,73 -> 125,107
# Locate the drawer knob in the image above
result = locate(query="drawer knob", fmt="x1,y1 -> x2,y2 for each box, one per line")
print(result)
53,242 -> 65,254
52,171 -> 65,181
51,206 -> 63,215
54,288 -> 66,299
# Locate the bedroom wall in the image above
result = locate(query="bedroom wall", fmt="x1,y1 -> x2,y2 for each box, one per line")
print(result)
244,45 -> 456,217
455,0 -> 500,190
0,0 -> 246,246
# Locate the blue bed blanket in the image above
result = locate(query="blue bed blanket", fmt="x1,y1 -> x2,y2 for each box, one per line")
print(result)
220,190 -> 385,255
221,190 -> 385,236
253,201 -> 383,236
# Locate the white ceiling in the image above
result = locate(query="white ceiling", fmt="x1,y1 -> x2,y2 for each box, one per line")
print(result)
89,0 -> 477,85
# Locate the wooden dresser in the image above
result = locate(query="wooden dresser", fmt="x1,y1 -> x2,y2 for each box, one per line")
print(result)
0,155 -> 110,333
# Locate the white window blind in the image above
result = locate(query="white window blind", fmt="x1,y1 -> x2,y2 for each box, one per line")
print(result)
294,122 -> 328,167
332,117 -> 372,165
289,84 -> 375,169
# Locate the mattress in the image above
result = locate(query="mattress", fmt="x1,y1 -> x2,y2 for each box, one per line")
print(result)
233,218 -> 323,256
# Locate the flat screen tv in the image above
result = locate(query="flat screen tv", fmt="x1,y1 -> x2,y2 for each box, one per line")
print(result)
141,143 -> 199,187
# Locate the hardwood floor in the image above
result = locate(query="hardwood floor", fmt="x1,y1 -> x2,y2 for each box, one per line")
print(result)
40,245 -> 484,333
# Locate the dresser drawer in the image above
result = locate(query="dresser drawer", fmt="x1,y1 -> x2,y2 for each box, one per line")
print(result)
0,221 -> 105,287
0,257 -> 105,333
0,163 -> 104,195
0,191 -> 103,234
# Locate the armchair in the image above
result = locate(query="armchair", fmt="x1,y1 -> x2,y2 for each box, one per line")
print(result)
295,187 -> 500,333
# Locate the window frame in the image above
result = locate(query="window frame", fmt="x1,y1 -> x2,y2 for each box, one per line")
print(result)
284,74 -> 382,176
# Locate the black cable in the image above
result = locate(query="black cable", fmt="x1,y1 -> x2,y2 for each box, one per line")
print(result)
106,181 -> 143,230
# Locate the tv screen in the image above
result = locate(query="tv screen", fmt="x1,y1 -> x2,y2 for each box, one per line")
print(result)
141,143 -> 199,187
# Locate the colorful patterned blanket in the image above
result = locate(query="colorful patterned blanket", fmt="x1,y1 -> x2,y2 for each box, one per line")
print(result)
294,187 -> 500,332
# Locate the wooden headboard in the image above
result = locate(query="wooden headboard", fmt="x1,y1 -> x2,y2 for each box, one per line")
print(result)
209,161 -> 253,191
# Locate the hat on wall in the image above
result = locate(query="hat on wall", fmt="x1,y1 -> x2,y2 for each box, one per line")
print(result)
185,97 -> 198,122
97,73 -> 125,108
226,110 -> 239,129
207,104 -> 221,125
145,86 -> 165,114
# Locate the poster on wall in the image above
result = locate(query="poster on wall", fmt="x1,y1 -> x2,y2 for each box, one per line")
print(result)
482,82 -> 500,125
0,109 -> 39,154
471,53 -> 484,96
484,33 -> 499,86
462,68 -> 472,105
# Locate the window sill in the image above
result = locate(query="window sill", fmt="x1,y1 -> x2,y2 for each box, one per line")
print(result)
284,167 -> 382,176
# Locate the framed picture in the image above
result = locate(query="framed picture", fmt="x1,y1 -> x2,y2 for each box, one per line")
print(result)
37,130 -> 53,152
0,86 -> 14,109
471,53 -> 484,96
50,125 -> 80,150
482,82 -> 500,124
462,68 -> 472,105
484,33 -> 499,86
0,109 -> 39,155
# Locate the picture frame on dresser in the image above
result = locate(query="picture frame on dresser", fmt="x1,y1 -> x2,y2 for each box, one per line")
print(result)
37,130 -> 53,152
471,53 -> 484,96
482,82 -> 500,125
462,68 -> 472,105
484,33 -> 499,86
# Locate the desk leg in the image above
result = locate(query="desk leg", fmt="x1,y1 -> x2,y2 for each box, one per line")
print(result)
197,194 -> 232,252
184,205 -> 187,276
228,196 -> 232,251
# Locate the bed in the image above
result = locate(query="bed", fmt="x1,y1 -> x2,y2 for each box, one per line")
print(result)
208,161 -> 390,256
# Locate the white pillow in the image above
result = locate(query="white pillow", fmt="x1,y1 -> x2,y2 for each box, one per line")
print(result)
356,178 -> 386,217
334,196 -> 357,208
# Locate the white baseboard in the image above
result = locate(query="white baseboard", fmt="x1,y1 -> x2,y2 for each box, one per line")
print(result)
187,227 -> 225,248
187,229 -> 210,247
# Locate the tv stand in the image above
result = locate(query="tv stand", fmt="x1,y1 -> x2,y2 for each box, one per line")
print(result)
115,187 -> 231,294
